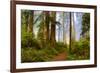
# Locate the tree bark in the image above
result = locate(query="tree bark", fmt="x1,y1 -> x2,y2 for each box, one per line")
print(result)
50,11 -> 56,46
27,11 -> 34,34
44,11 -> 50,41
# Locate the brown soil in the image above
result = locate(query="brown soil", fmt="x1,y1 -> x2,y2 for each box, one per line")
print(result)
53,52 -> 67,61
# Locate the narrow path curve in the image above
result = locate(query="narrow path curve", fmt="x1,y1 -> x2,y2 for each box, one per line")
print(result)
53,52 -> 67,61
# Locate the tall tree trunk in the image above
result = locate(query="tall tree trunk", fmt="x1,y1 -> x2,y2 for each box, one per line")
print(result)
44,11 -> 50,41
42,11 -> 47,46
69,12 -> 72,53
70,12 -> 76,53
50,11 -> 56,46
27,11 -> 34,34
71,12 -> 75,42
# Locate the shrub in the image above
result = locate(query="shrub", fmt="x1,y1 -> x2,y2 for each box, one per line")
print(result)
21,32 -> 43,49
21,42 -> 68,62
21,32 -> 33,47
55,42 -> 68,53
21,38 -> 68,62
32,50 -> 51,62
21,48 -> 34,62
21,48 -> 53,62
67,38 -> 90,60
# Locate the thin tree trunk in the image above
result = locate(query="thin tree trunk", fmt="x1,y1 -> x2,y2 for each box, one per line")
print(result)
69,12 -> 72,53
62,12 -> 66,44
58,25 -> 61,42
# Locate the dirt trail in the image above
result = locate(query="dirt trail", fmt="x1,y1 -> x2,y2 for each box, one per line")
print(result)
53,52 -> 67,61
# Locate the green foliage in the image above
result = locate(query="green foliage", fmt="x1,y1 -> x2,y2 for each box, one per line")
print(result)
21,48 -> 59,62
21,32 -> 33,47
81,13 -> 90,36
21,42 -> 68,62
68,38 -> 90,60
21,48 -> 34,62
21,48 -> 50,62
21,31 -> 43,49
55,42 -> 68,52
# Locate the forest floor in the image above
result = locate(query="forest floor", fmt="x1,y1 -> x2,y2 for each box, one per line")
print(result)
53,52 -> 67,61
